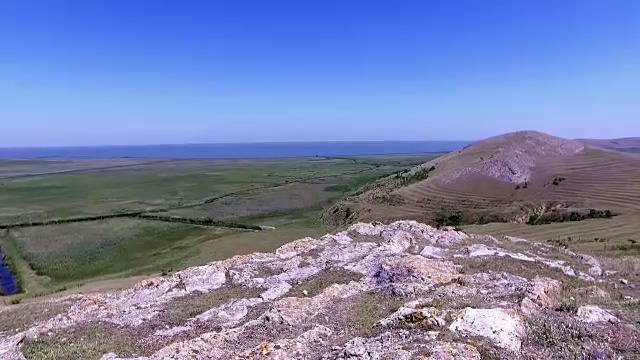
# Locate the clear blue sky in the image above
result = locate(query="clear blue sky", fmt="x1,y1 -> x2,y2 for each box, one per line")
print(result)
1,0 -> 638,146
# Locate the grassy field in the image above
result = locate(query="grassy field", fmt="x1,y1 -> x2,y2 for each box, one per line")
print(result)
0,157 -> 380,223
0,215 -> 332,298
0,154 -> 438,300
2,220 -> 237,284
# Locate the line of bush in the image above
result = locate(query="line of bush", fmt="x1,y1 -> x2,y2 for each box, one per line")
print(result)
434,211 -> 464,227
0,212 -> 146,230
394,166 -> 435,186
528,209 -> 614,225
324,170 -> 402,193
136,214 -> 262,230
0,212 -> 262,231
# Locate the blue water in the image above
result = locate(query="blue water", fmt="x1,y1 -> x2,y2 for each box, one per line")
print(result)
0,250 -> 17,296
0,141 -> 470,159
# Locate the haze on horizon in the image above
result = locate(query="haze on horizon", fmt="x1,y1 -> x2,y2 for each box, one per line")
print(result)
1,0 -> 639,147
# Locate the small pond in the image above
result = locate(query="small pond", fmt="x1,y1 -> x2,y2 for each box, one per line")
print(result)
0,249 -> 18,295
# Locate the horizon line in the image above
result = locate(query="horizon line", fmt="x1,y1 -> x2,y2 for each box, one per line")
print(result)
0,139 -> 475,150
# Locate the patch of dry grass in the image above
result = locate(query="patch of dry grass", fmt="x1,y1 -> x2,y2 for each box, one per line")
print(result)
0,300 -> 71,334
600,256 -> 640,280
159,284 -> 262,325
21,323 -> 146,360
346,292 -> 404,337
523,311 -> 640,359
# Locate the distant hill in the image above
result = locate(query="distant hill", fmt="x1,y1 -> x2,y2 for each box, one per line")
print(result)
325,131 -> 640,228
578,138 -> 640,153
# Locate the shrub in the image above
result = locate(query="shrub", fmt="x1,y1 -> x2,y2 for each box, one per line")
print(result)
398,166 -> 435,186
548,238 -> 569,249
554,300 -> 578,313
528,208 -> 614,225
435,211 -> 464,227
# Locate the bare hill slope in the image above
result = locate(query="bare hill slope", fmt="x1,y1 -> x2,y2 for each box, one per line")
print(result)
325,131 -> 640,234
578,138 -> 640,153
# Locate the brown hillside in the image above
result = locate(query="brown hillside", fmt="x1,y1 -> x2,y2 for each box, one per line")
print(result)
578,137 -> 640,153
326,131 -> 640,236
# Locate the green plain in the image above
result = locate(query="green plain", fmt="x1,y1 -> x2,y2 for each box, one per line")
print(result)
0,154 -> 439,299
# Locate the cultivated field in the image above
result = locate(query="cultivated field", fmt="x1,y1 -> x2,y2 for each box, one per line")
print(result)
0,154 -> 442,300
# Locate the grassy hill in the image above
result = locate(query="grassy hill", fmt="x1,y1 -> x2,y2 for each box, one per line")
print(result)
325,131 -> 640,250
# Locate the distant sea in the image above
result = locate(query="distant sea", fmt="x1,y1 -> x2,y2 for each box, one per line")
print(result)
0,141 -> 471,159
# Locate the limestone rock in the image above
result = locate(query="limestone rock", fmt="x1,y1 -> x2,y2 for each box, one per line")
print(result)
420,245 -> 449,259
349,221 -> 468,246
380,306 -> 450,329
576,305 -> 619,323
153,326 -> 192,337
262,282 -> 365,326
520,277 -> 561,316
449,308 -> 525,351
427,342 -> 482,360
576,286 -> 609,299
275,236 -> 326,258
0,334 -> 26,360
365,255 -> 459,296
504,236 -> 528,243
195,297 -> 263,324
323,331 -> 417,360
587,266 -> 603,277
260,281 -> 292,301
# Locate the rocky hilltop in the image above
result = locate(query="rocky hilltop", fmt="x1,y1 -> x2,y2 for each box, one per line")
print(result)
419,131 -> 585,185
1,221 -> 638,359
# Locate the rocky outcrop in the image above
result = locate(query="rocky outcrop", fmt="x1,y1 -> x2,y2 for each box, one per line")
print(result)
0,334 -> 25,360
576,306 -> 619,323
441,131 -> 585,184
520,277 -> 562,316
0,221 -> 637,359
449,308 -> 525,352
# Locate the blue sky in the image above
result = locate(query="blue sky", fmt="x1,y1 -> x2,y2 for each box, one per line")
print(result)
1,0 -> 638,146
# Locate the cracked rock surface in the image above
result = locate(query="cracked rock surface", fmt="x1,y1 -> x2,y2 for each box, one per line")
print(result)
1,221 -> 638,359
